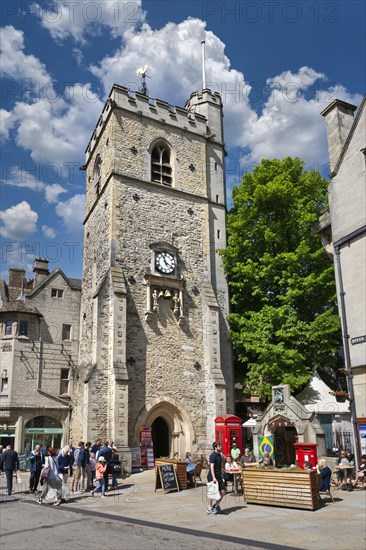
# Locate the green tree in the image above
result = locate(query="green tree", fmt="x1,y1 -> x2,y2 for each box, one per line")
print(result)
221,157 -> 341,398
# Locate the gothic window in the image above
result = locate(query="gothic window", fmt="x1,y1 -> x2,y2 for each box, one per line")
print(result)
93,154 -> 102,196
151,143 -> 172,186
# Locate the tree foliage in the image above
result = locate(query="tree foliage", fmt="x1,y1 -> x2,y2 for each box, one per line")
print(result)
221,157 -> 341,398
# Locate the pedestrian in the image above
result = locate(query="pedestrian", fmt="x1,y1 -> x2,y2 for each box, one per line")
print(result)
240,448 -> 256,466
68,441 -> 75,477
91,438 -> 102,455
98,441 -> 113,492
110,448 -> 120,489
206,441 -> 225,515
84,441 -> 92,491
28,444 -> 45,494
57,447 -> 71,484
36,447 -> 63,506
89,452 -> 96,487
91,456 -> 107,498
230,442 -> 241,461
0,444 -> 19,496
71,441 -> 87,494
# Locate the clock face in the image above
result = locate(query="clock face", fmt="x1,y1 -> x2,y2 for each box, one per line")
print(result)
155,252 -> 176,274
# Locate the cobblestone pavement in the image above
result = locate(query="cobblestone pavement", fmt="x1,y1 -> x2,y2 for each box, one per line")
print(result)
1,470 -> 365,550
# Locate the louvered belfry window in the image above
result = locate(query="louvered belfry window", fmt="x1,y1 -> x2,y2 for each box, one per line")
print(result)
151,143 -> 172,186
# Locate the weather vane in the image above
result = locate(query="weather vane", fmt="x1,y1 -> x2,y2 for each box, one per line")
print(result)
136,65 -> 150,96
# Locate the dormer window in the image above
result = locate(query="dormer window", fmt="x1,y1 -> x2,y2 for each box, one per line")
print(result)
151,143 -> 172,186
93,154 -> 102,196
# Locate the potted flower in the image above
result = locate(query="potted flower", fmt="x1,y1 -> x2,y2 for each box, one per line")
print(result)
329,390 -> 349,402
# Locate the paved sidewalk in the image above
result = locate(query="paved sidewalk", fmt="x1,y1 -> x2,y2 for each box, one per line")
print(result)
1,469 -> 365,549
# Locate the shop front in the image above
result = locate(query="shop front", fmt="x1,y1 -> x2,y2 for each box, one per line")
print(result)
0,429 -> 16,448
24,416 -> 63,454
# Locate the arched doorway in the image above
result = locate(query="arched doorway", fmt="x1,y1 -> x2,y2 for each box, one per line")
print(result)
151,416 -> 170,458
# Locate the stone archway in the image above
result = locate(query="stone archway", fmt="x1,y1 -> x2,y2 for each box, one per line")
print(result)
133,398 -> 195,457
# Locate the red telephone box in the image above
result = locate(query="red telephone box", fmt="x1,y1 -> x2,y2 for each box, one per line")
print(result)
294,442 -> 318,470
214,415 -> 243,457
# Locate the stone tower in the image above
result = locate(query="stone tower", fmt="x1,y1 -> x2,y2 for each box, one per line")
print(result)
72,84 -> 234,468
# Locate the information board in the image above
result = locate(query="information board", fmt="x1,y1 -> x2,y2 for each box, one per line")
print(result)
155,463 -> 179,493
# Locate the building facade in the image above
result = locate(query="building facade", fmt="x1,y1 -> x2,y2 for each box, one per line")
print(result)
71,86 -> 234,466
0,259 -> 81,451
320,97 -> 366,458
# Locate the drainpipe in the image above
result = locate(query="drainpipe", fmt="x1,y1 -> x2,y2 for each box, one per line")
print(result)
334,246 -> 361,468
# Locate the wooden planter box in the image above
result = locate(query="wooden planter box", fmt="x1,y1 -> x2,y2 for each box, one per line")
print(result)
155,459 -> 187,490
241,468 -> 320,510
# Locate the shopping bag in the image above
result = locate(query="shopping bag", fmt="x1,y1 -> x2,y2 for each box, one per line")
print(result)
40,466 -> 51,479
206,480 -> 221,501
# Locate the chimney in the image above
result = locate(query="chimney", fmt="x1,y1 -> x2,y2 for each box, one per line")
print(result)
321,99 -> 357,172
33,258 -> 49,288
8,268 -> 26,301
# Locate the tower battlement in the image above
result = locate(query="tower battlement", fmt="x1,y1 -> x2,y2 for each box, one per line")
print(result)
86,85 -> 216,163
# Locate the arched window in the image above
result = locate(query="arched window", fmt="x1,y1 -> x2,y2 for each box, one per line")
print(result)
93,154 -> 102,196
151,143 -> 172,186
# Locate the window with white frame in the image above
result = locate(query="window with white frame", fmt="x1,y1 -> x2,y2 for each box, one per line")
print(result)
51,288 -> 64,298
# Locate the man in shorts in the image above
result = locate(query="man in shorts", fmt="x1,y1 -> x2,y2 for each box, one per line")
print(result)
207,441 -> 225,514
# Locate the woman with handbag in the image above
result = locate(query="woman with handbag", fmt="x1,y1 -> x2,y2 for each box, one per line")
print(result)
37,447 -> 63,506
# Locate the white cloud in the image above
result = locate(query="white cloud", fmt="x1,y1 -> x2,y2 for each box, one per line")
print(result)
0,109 -> 16,139
90,18 -> 363,168
0,242 -> 35,279
45,183 -> 67,204
73,47 -> 84,65
90,18 -> 256,148
241,68 -> 363,168
2,165 -> 45,191
0,25 -> 52,86
55,194 -> 85,234
11,84 -> 104,168
33,0 -> 145,44
42,225 -> 56,238
0,201 -> 38,239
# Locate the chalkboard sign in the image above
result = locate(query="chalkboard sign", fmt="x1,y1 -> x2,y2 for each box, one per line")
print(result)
18,453 -> 27,471
155,463 -> 179,493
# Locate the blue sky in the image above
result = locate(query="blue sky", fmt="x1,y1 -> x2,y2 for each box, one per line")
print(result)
1,0 -> 365,280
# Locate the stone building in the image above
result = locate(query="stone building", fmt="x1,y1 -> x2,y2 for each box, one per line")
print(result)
319,97 -> 366,457
0,259 -> 81,451
253,384 -> 327,466
71,85 -> 234,466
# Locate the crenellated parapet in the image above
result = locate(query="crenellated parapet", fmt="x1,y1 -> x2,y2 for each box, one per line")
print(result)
85,85 -> 211,163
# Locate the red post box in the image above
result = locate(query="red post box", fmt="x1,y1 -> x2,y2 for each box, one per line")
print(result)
294,442 -> 318,470
214,415 -> 243,457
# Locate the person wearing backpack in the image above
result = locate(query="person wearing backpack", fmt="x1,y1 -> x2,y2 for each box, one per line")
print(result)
71,441 -> 87,494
